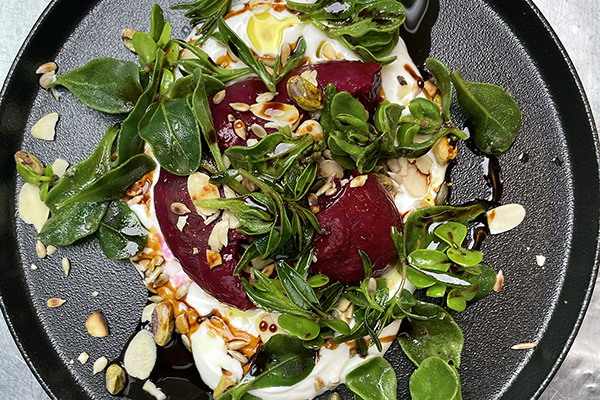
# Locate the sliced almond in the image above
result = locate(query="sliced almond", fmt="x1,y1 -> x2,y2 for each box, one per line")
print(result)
229,102 -> 250,112
300,70 -> 318,87
228,349 -> 249,364
320,160 -> 343,179
314,376 -> 325,391
142,380 -> 167,400
350,175 -> 368,188
175,313 -> 190,334
256,91 -> 277,103
31,113 -> 59,140
39,70 -> 56,89
536,255 -> 546,266
78,352 -> 89,364
61,257 -> 70,276
121,28 -> 138,52
250,123 -> 268,138
176,215 -> 187,231
319,41 -> 336,60
415,155 -> 433,174
207,250 -> 223,269
47,298 -> 66,308
175,282 -> 192,300
46,245 -> 57,256
86,310 -> 109,337
493,270 -> 504,292
180,48 -> 199,60
124,329 -> 157,380
486,204 -> 526,234
250,102 -> 299,125
36,241 -> 46,258
208,218 -> 229,253
93,356 -> 108,375
19,183 -> 50,232
227,339 -> 250,350
249,0 -> 272,13
403,164 -> 428,197
52,158 -> 69,178
188,172 -> 219,218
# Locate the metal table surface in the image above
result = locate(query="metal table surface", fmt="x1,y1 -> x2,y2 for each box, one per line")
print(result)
0,0 -> 598,399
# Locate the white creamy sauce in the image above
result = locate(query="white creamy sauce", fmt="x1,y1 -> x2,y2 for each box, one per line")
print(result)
129,2 -> 449,399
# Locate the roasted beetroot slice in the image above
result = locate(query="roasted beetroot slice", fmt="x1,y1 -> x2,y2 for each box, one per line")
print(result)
154,169 -> 252,310
310,174 -> 402,285
210,60 -> 382,150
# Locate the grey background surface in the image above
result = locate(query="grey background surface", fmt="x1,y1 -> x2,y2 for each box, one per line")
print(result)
0,0 -> 598,399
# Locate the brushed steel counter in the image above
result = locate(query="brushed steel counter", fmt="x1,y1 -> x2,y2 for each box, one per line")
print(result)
0,0 -> 598,398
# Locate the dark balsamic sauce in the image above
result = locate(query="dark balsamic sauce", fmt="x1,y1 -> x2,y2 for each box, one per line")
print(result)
115,323 -> 210,400
399,0 -> 440,67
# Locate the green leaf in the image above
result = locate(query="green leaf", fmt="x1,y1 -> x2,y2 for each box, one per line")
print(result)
426,283 -> 447,298
175,40 -> 251,82
426,57 -> 452,119
242,278 -> 306,316
374,100 -> 404,153
446,247 -> 483,268
409,357 -> 460,400
217,17 -> 276,92
408,249 -> 452,272
276,262 -> 319,311
397,301 -> 463,367
117,49 -> 165,166
56,154 -> 156,208
407,265 -> 473,289
192,68 -> 226,171
133,32 -> 158,65
49,58 -> 143,114
45,126 -> 119,212
274,37 -> 307,83
277,314 -> 320,340
38,202 -> 108,246
451,69 -> 521,155
156,21 -> 172,48
467,263 -> 497,303
320,317 -> 351,336
97,199 -> 148,259
346,357 -> 397,400
149,3 -> 165,42
307,274 -> 329,288
139,96 -> 201,175
434,221 -> 468,248
220,334 -> 316,400
16,163 -> 45,185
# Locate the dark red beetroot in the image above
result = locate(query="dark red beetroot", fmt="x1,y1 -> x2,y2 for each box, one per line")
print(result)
310,174 -> 402,285
154,169 -> 253,310
211,60 -> 382,150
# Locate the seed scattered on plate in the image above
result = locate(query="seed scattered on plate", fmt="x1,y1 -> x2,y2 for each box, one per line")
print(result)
493,270 -> 504,292
174,282 -> 191,300
511,342 -> 536,350
142,380 -> 167,400
31,112 -> 59,141
35,61 -> 57,75
78,352 -> 89,364
86,310 -> 109,337
30,264 -> 38,270
124,329 -> 157,380
536,255 -> 546,266
61,257 -> 70,276
213,89 -> 226,105
47,298 -> 66,308
93,356 -> 108,375
36,241 -> 46,258
46,245 -> 57,256
92,291 -> 99,297
486,204 -> 526,234
229,102 -> 250,112
350,175 -> 368,188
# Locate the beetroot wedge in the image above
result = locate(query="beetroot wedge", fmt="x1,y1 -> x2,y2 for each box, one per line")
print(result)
210,60 -> 382,150
154,169 -> 252,310
310,174 -> 402,285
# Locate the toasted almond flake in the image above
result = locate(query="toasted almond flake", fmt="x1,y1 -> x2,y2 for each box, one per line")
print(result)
192,248 -> 200,255
36,240 -> 47,258
213,90 -> 226,105
233,119 -> 247,139
36,61 -> 57,75
320,160 -> 343,179
256,91 -> 277,103
175,314 -> 190,334
153,273 -> 169,288
300,70 -> 318,87
228,349 -> 249,364
39,70 -> 56,89
176,215 -> 187,231
170,202 -> 191,215
124,330 -> 157,380
247,138 -> 258,146
78,352 -> 89,364
493,270 -> 504,292
325,187 -> 337,196
319,41 -> 337,60
93,356 -> 108,375
250,102 -> 299,124
227,47 -> 239,63
61,257 -> 70,276
536,255 -> 546,266
188,172 -> 220,218
208,218 -> 229,252
314,376 -> 325,391
415,155 -> 433,174
46,245 -> 57,255
32,113 -> 59,140
264,121 -> 292,130
227,113 -> 236,122
181,334 -> 192,352
280,42 -> 292,66
175,282 -> 192,300
350,175 -> 368,188
227,339 -> 250,350
404,164 -> 428,197
128,195 -> 143,206
149,295 -> 164,303
249,0 -> 272,12
250,123 -> 268,138
180,48 -> 199,60
204,210 -> 221,225
142,380 -> 167,400
47,298 -> 66,308
296,120 -> 323,138
52,159 -> 69,178
19,183 -> 50,231
229,102 -> 250,112
316,181 -> 333,197
121,28 -> 137,52
511,342 -> 536,350
30,264 -> 38,270
262,263 -> 275,278
486,204 -> 526,234
207,250 -> 223,269
92,291 -> 99,297
86,311 -> 109,337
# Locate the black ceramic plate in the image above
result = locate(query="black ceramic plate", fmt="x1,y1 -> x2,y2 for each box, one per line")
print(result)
0,0 -> 598,399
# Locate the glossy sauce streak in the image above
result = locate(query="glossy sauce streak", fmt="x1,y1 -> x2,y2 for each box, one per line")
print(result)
399,0 -> 440,66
